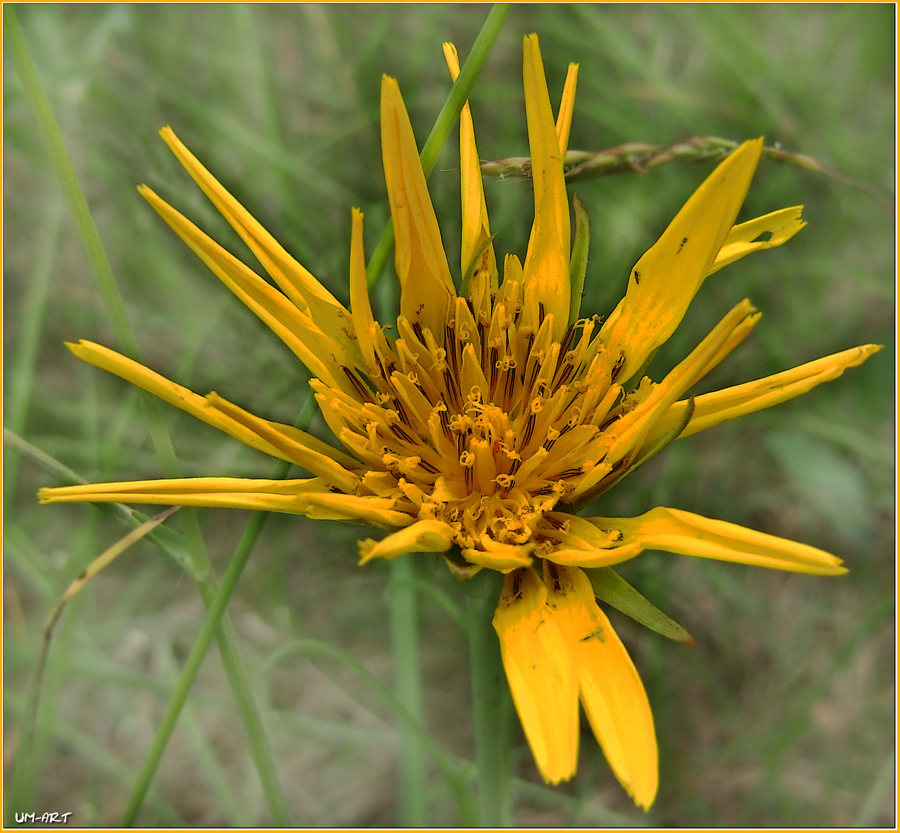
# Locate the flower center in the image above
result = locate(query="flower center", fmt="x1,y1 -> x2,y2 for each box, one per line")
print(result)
315,282 -> 641,554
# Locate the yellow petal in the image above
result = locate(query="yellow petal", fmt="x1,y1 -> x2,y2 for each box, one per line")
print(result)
157,128 -> 360,364
442,42 -> 498,293
586,507 -> 848,575
204,392 -> 359,492
653,344 -> 882,441
555,63 -> 579,158
348,207 -> 379,377
140,185 -> 362,399
38,477 -> 411,527
709,206 -> 805,276
521,34 -> 570,340
380,75 -> 455,338
604,300 -> 758,466
601,139 -> 765,380
358,519 -> 457,564
493,568 -> 579,784
66,340 -> 358,477
461,537 -> 535,573
544,563 -> 658,810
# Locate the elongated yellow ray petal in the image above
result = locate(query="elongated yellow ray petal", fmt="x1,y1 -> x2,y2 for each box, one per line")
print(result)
380,75 -> 455,339
544,563 -> 658,810
601,139 -> 764,380
66,340 -> 358,478
39,477 -> 411,527
358,519 -> 457,564
157,127 -> 361,365
443,42 -> 498,294
521,34 -> 570,340
348,207 -> 379,376
652,344 -> 882,441
605,300 -> 758,466
575,507 -> 847,575
709,206 -> 805,275
140,185 -> 361,398
555,63 -> 579,158
493,568 -> 579,784
204,392 -> 359,492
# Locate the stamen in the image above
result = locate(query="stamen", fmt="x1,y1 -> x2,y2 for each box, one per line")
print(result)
542,514 -> 566,530
503,361 -> 517,411
545,559 -> 562,592
554,359 -> 576,390
488,347 -> 500,399
520,411 -> 537,450
512,569 -> 523,599
341,366 -> 374,402
557,324 -> 576,364
529,485 -> 556,496
394,396 -> 412,427
390,424 -> 415,444
445,324 -> 459,375
556,467 -> 584,479
524,329 -> 536,361
438,405 -> 453,440
443,367 -> 462,412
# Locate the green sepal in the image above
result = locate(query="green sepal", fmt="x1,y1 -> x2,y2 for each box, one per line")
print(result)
568,193 -> 590,327
620,347 -> 659,394
629,394 -> 696,473
585,567 -> 695,646
461,233 -> 497,297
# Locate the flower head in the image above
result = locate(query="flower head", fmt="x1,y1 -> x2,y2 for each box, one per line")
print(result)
39,34 -> 880,808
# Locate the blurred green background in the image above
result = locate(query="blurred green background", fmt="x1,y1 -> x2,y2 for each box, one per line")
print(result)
4,3 -> 894,826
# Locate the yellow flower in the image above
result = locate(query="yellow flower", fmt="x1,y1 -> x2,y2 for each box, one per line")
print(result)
39,34 -> 880,809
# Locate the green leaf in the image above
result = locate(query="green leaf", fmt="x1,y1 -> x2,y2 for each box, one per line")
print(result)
568,193 -> 590,326
585,567 -> 695,645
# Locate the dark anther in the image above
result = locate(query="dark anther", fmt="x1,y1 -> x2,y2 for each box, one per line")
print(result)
556,468 -> 583,479
558,324 -> 576,363
520,412 -> 536,450
341,366 -> 374,402
390,424 -> 415,444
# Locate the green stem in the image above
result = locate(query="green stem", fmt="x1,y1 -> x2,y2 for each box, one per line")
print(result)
120,500 -> 286,825
389,555 -> 428,826
366,2 -> 512,288
466,570 -> 512,826
118,395 -> 317,825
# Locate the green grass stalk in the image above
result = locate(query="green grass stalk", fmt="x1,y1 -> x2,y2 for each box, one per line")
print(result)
366,3 -> 512,288
263,639 -> 479,824
466,570 -> 512,826
3,197 -> 63,510
119,494 -> 289,825
389,556 -> 428,825
7,9 -> 290,823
